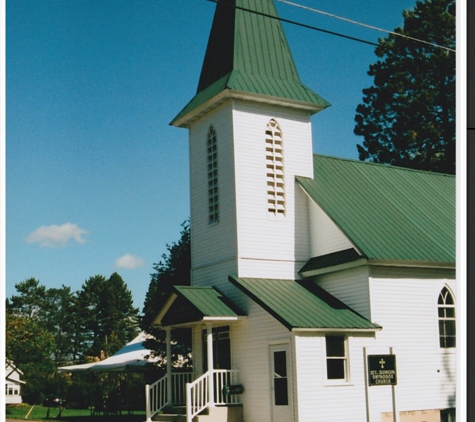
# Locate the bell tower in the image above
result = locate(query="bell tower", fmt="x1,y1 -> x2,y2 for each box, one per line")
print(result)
171,0 -> 329,297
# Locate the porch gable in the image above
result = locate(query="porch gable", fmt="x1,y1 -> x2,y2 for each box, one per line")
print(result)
151,286 -> 245,328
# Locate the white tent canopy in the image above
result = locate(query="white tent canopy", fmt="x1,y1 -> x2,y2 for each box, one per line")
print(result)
58,332 -> 159,373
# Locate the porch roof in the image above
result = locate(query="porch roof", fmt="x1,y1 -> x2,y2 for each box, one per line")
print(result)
229,275 -> 381,332
152,286 -> 245,328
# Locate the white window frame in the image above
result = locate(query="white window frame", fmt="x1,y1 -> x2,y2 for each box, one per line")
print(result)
438,286 -> 456,349
324,335 -> 350,385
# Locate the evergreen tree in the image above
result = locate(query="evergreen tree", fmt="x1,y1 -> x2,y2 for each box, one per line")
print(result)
354,0 -> 455,174
76,273 -> 139,358
141,220 -> 192,367
141,220 -> 191,328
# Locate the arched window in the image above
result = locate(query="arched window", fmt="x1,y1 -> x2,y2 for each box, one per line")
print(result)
207,126 -> 219,224
266,119 -> 285,216
438,286 -> 455,348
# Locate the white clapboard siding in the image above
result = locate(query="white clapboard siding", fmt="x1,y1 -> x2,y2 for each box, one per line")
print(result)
189,102 -> 238,272
308,199 -> 354,257
237,257 -> 305,281
316,266 -> 371,320
366,277 -> 456,417
232,299 -> 292,422
294,333 -> 371,421
232,101 -> 313,265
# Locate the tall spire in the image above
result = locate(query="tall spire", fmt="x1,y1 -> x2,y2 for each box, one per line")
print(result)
171,0 -> 330,127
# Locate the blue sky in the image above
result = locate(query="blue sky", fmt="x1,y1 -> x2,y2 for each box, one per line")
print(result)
6,0 -> 418,309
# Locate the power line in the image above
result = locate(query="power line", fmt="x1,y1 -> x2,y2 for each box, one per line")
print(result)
277,0 -> 456,53
205,0 -> 379,47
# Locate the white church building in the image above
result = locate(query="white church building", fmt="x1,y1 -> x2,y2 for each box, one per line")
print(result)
145,1 -> 456,421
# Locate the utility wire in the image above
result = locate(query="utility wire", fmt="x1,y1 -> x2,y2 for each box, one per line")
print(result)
277,0 -> 456,53
205,0 -> 379,47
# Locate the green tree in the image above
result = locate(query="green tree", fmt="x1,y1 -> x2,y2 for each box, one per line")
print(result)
76,273 -> 139,358
141,220 -> 192,367
354,0 -> 455,174
141,220 -> 191,328
6,312 -> 57,403
6,278 -> 47,320
6,279 -> 77,364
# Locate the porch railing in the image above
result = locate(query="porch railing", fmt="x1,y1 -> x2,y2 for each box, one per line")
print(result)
214,369 -> 240,405
145,374 -> 168,422
145,372 -> 195,422
146,370 -> 241,422
186,372 -> 209,422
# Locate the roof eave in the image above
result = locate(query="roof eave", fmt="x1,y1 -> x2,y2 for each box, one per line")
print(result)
300,258 -> 368,277
292,327 -> 382,333
151,292 -> 178,327
171,89 -> 328,128
302,258 -> 455,277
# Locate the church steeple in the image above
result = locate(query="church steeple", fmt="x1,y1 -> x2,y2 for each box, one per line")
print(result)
171,0 -> 330,127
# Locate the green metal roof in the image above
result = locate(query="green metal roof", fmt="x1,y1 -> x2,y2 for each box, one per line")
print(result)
229,275 -> 381,331
173,286 -> 243,318
171,0 -> 330,126
297,155 -> 455,264
155,286 -> 244,327
300,248 -> 364,275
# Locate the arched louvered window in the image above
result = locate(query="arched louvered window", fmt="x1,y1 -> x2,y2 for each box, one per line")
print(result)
438,286 -> 455,348
207,126 -> 219,224
266,119 -> 285,216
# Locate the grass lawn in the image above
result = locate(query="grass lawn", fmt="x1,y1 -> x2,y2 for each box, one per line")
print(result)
5,404 -> 145,421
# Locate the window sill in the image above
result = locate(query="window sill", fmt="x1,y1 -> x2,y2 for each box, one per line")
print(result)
324,381 -> 354,387
438,347 -> 456,354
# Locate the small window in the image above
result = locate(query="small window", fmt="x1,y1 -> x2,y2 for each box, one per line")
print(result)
207,126 -> 219,224
325,335 -> 348,381
438,287 -> 455,348
265,119 -> 285,216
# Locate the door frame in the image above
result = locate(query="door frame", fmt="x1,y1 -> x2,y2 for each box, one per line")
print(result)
269,343 -> 294,422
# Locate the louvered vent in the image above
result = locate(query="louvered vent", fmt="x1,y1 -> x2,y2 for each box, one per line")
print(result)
266,119 -> 285,216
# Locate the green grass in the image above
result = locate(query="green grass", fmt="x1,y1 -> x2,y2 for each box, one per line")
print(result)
6,404 -> 90,420
5,404 -> 145,421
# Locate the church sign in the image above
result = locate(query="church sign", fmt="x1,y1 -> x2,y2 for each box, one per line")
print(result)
368,354 -> 397,386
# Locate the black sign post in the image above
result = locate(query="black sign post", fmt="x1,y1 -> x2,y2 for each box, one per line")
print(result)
367,354 -> 397,386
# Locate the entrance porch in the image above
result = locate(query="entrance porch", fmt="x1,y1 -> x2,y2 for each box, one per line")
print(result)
145,286 -> 245,422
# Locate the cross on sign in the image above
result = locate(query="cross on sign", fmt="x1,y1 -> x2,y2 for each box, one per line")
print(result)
379,359 -> 385,368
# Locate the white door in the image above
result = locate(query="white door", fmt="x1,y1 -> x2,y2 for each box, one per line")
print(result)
270,344 -> 293,422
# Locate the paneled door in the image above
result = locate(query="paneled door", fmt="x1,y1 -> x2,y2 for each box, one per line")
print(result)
270,344 -> 293,422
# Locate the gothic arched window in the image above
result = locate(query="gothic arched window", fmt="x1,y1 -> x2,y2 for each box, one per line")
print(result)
438,286 -> 455,348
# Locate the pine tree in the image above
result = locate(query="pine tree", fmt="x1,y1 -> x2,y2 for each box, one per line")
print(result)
354,0 -> 455,174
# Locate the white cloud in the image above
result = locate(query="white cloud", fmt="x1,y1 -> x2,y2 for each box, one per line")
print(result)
115,254 -> 145,269
27,222 -> 88,247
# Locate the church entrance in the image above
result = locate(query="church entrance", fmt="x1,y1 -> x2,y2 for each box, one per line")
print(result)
202,325 -> 231,370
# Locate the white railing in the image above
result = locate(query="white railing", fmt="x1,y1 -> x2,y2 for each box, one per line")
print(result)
186,372 -> 209,422
147,370 -> 241,422
145,374 -> 168,422
172,372 -> 195,405
145,372 -> 196,421
214,369 -> 241,405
